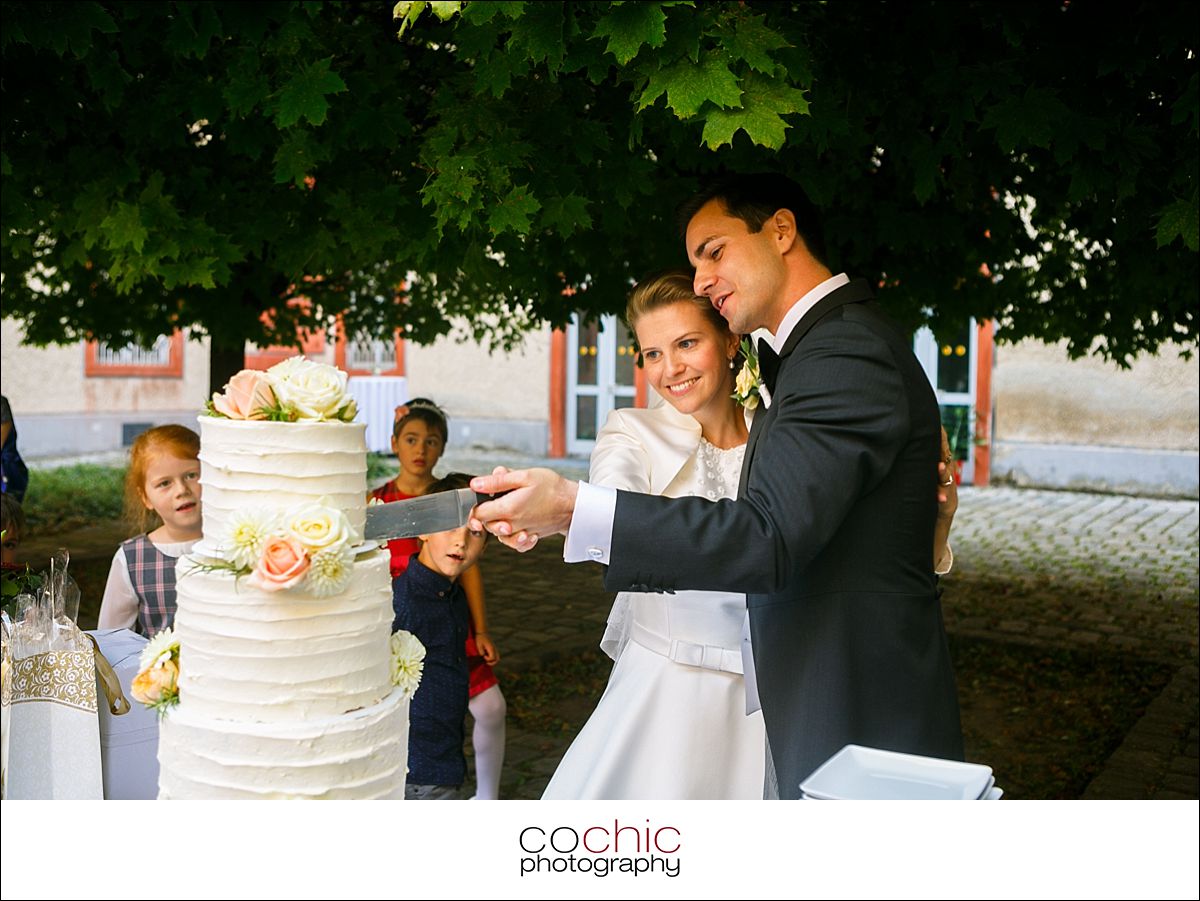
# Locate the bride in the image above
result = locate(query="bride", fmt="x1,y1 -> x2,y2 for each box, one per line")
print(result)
542,270 -> 956,800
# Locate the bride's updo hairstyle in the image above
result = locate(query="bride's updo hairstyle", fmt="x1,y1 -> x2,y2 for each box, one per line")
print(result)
626,269 -> 740,370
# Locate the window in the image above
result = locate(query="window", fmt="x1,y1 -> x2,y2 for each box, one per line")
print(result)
85,331 -> 184,377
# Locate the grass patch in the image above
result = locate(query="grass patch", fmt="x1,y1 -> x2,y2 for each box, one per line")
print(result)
367,452 -> 396,486
22,464 -> 127,534
500,638 -> 1174,799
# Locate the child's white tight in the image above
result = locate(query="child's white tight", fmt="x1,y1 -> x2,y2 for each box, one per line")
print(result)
469,684 -> 506,800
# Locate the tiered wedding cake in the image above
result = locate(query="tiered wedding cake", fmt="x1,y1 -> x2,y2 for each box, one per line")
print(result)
151,359 -> 417,800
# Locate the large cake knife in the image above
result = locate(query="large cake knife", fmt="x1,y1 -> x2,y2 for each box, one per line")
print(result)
363,488 -> 507,541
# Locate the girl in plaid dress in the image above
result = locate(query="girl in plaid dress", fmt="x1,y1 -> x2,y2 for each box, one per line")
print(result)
98,425 -> 202,637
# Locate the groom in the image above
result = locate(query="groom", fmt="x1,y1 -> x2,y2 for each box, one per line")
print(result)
473,173 -> 964,799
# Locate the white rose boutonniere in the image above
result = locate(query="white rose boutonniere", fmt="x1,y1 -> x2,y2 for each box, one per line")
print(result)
731,337 -> 770,409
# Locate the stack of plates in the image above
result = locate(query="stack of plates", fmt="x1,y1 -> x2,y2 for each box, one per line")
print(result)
799,745 -> 1003,800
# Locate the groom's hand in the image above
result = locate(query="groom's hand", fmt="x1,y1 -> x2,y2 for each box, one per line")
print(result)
470,466 -> 579,552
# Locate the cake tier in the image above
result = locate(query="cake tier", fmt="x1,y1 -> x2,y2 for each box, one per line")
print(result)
198,417 -> 368,546
158,688 -> 409,800
174,550 -> 393,722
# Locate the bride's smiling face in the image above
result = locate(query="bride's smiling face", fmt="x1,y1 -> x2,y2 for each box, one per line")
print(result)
636,301 -> 739,419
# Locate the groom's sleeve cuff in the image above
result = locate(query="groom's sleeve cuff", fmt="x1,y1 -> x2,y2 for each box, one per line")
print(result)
563,481 -> 616,564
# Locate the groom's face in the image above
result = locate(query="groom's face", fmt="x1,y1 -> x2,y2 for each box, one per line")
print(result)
686,198 -> 789,335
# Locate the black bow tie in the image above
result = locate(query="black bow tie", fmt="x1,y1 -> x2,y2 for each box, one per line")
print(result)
757,337 -> 781,394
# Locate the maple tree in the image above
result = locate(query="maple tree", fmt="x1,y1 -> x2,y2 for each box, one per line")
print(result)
1,0 -> 1196,387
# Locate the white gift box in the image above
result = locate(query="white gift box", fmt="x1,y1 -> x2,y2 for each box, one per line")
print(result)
88,629 -> 160,800
7,644 -> 104,800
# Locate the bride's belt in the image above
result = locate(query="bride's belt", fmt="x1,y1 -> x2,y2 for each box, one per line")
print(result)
629,621 -> 743,675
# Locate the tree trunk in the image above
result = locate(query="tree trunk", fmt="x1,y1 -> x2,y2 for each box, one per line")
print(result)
208,339 -> 245,397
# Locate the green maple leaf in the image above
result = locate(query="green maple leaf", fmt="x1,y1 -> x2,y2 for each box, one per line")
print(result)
1155,198 -> 1200,251
700,73 -> 808,150
509,3 -> 566,72
724,12 -> 790,74
639,55 -> 743,119
909,131 -> 939,203
274,58 -> 348,128
540,193 -> 593,236
58,2 -> 118,57
160,257 -> 219,290
272,132 -> 317,185
983,87 -> 1070,154
462,1 -> 526,25
592,2 -> 668,66
422,161 -> 483,236
225,60 -> 271,118
487,184 -> 541,237
165,2 -> 222,59
88,49 -> 131,110
102,202 -> 148,252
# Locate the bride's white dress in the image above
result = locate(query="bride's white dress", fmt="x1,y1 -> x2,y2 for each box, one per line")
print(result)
543,419 -> 766,800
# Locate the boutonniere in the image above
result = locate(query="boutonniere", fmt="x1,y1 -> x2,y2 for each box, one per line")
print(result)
732,337 -> 771,409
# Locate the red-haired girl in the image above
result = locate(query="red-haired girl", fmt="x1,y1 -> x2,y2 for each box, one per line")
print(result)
98,424 -> 202,636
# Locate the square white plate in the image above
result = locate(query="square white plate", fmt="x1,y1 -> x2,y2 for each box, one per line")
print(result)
800,745 -> 993,801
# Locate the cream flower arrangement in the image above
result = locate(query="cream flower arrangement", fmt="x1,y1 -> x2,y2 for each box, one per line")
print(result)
200,497 -> 360,596
131,628 -> 181,715
389,630 -> 426,697
205,356 -> 358,423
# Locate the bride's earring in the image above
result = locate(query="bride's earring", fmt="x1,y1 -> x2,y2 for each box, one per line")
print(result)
728,356 -> 735,370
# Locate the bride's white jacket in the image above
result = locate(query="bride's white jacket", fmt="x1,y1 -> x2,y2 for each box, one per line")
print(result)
590,399 -> 752,661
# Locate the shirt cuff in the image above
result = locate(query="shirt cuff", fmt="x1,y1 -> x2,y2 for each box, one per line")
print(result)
563,481 -> 616,564
934,543 -> 954,576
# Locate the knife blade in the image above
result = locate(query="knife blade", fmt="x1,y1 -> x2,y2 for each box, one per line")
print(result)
364,488 -> 506,542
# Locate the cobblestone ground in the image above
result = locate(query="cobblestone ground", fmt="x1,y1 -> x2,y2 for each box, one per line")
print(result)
942,488 -> 1198,800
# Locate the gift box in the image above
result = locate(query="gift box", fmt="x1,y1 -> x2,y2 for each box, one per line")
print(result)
88,629 -> 160,800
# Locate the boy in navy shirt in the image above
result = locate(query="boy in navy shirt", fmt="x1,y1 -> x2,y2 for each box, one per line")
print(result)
392,473 -> 487,800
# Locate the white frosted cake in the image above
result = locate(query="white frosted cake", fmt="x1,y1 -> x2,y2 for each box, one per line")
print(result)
154,362 -> 414,800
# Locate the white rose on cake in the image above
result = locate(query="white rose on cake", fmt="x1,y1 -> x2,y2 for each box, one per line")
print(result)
266,356 -> 357,422
284,498 -> 355,554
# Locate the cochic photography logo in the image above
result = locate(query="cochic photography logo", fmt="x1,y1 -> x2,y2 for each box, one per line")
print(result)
518,819 -> 682,878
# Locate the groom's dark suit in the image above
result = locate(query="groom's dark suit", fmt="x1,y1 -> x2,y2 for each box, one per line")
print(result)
605,278 -> 964,799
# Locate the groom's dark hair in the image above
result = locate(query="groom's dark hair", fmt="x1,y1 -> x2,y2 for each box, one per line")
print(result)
678,173 -> 828,265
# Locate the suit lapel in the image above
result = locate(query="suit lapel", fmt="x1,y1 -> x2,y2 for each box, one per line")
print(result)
736,279 -> 876,494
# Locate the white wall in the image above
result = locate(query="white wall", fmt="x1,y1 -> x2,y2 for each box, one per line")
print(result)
994,338 -> 1198,450
991,338 -> 1198,496
403,325 -> 552,454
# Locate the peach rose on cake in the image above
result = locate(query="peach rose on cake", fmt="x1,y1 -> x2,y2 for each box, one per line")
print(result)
266,356 -> 356,422
130,656 -> 179,705
248,535 -> 311,592
212,369 -> 276,420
